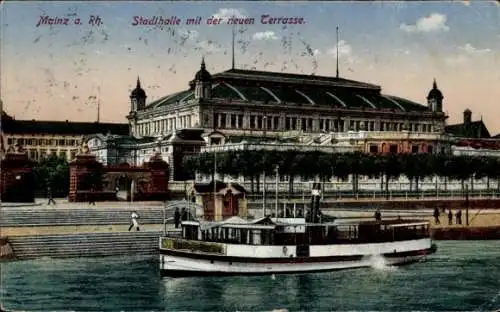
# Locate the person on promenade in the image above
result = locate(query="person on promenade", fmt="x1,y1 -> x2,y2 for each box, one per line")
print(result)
89,186 -> 96,206
128,211 -> 140,231
181,207 -> 188,221
448,209 -> 453,225
174,207 -> 181,228
47,186 -> 56,205
374,208 -> 381,221
456,210 -> 462,225
433,208 -> 441,224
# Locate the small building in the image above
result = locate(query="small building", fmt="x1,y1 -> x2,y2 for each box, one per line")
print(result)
445,109 -> 491,139
190,180 -> 248,222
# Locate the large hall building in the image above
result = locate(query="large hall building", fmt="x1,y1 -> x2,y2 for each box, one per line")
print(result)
86,58 -> 453,181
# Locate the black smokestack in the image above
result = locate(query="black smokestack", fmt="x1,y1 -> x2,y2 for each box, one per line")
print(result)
309,182 -> 322,223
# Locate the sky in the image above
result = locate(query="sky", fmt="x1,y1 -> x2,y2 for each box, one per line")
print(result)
1,1 -> 500,133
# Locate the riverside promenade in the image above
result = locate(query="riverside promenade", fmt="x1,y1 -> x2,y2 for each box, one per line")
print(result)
1,197 -> 500,261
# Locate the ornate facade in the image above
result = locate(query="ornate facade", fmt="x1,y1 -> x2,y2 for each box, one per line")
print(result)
87,58 -> 452,181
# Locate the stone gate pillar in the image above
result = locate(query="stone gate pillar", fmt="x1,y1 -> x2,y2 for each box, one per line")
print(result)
68,143 -> 103,202
144,152 -> 170,201
0,145 -> 35,203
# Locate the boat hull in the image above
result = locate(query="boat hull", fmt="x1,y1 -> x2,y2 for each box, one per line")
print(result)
159,241 -> 437,277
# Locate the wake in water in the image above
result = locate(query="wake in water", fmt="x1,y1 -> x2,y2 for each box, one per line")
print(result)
367,254 -> 398,272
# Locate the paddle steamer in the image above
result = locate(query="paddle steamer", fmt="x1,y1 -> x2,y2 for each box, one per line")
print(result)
159,181 -> 437,277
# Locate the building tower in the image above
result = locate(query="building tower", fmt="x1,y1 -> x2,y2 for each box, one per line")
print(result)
463,108 -> 472,126
130,77 -> 147,112
427,78 -> 443,112
190,57 -> 213,100
128,77 -> 147,136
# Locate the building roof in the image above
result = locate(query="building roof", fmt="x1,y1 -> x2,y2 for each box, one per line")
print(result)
146,68 -> 430,113
445,121 -> 491,139
2,119 -> 129,136
131,77 -> 146,98
193,180 -> 247,194
193,57 -> 213,82
427,79 -> 443,100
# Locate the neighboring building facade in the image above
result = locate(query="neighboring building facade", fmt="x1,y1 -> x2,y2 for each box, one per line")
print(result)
445,108 -> 498,156
1,110 -> 129,161
445,108 -> 491,139
87,59 -> 455,181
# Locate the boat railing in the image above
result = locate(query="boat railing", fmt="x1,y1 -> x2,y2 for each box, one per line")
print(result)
160,236 -> 225,254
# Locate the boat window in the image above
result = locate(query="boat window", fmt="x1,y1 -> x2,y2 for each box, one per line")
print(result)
183,225 -> 199,240
252,229 -> 262,245
261,229 -> 272,245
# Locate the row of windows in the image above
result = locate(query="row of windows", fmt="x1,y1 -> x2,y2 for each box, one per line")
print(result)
212,113 -> 436,133
368,144 -> 434,154
7,138 -> 80,147
22,148 -> 78,161
137,115 -> 192,136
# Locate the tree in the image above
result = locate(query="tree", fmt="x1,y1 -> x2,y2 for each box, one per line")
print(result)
33,155 -> 69,197
380,153 -> 402,198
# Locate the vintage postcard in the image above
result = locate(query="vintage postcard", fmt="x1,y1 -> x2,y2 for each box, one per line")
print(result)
1,1 -> 500,311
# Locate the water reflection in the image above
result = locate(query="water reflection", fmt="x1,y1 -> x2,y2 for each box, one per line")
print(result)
2,242 -> 500,311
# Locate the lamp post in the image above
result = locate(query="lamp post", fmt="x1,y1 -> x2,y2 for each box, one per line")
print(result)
275,165 -> 279,218
465,183 -> 469,226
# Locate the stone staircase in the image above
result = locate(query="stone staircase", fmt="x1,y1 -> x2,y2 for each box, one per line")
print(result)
7,231 -> 181,260
0,207 -> 167,227
0,200 -> 200,227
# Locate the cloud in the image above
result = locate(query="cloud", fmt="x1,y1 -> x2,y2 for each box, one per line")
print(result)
459,43 -> 491,54
327,40 -> 352,58
444,55 -> 467,65
394,48 -> 411,56
178,29 -> 199,41
444,43 -> 491,65
195,40 -> 222,53
212,8 -> 247,21
252,31 -> 279,41
400,13 -> 450,33
326,40 -> 360,65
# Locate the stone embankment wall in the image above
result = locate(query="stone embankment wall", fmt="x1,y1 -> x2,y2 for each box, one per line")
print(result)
6,231 -> 181,260
0,237 -> 15,260
432,226 -> 500,240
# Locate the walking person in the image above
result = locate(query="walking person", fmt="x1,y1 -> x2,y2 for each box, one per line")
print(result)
174,207 -> 181,229
89,186 -> 96,206
456,209 -> 462,225
181,207 -> 188,221
47,186 -> 56,205
374,208 -> 382,221
128,211 -> 140,231
448,209 -> 453,225
433,207 -> 441,225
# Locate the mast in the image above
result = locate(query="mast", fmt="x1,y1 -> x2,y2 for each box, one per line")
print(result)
231,24 -> 236,69
275,165 -> 279,218
97,86 -> 101,123
336,26 -> 340,78
213,148 -> 218,220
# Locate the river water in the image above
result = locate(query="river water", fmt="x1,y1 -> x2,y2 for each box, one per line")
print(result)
1,241 -> 500,311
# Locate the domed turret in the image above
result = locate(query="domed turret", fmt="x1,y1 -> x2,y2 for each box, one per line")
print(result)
191,57 -> 213,99
427,78 -> 443,112
195,57 -> 213,82
130,77 -> 147,111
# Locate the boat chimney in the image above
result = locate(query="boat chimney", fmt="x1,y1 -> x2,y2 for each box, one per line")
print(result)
308,182 -> 322,223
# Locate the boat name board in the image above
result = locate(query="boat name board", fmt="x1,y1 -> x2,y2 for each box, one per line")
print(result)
161,237 -> 225,255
